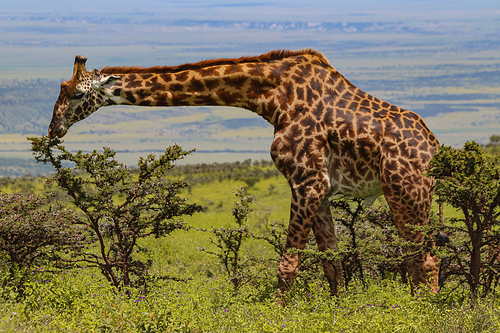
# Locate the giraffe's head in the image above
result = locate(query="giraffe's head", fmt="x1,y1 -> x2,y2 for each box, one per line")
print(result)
48,55 -> 121,138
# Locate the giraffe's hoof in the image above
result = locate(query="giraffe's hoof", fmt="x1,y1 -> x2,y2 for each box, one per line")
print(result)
275,291 -> 287,307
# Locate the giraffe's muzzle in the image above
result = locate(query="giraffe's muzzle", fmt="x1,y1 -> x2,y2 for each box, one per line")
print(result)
48,122 -> 67,139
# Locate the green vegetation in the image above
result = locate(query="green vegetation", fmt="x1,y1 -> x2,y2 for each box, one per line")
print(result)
2,274 -> 499,332
199,187 -> 257,291
484,134 -> 500,155
427,141 -> 500,299
30,136 -> 202,288
0,192 -> 86,297
0,139 -> 499,331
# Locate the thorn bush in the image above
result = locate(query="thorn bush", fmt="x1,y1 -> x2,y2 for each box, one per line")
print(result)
29,136 -> 202,288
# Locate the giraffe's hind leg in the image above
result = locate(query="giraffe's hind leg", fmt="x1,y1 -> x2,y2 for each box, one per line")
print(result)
312,198 -> 344,295
380,167 -> 440,292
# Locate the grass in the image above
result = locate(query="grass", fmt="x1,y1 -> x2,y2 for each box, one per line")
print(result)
1,269 -> 499,332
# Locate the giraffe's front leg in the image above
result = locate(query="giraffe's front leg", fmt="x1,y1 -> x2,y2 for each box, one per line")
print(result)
276,184 -> 328,304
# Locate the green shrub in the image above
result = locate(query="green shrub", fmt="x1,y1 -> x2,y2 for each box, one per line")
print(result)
0,192 -> 86,297
29,136 -> 202,288
427,141 -> 500,298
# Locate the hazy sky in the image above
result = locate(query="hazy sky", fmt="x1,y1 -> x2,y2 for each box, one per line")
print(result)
1,0 -> 499,21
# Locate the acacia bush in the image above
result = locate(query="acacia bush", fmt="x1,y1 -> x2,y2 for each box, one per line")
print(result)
0,193 -> 87,296
29,136 -> 202,288
329,198 -> 402,287
427,141 -> 500,298
200,187 -> 260,290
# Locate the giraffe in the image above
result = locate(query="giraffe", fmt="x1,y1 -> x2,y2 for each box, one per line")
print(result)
48,49 -> 441,299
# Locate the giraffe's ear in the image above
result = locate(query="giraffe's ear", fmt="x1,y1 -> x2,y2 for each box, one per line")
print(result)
92,75 -> 121,90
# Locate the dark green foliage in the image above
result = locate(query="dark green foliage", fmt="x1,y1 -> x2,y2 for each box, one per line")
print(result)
313,201 -> 408,288
357,204 -> 416,282
427,141 -> 500,298
487,134 -> 500,146
0,193 -> 87,296
29,136 -> 202,288
331,200 -> 443,286
255,198 -> 409,291
330,198 -> 367,288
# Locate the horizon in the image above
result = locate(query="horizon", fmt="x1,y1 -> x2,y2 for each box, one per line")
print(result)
0,0 -> 499,173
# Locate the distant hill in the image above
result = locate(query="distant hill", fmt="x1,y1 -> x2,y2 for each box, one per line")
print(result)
0,79 -> 59,135
0,157 -> 55,178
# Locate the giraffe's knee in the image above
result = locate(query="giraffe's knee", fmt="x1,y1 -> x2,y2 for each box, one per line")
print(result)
407,254 -> 440,291
278,252 -> 301,280
422,253 -> 440,275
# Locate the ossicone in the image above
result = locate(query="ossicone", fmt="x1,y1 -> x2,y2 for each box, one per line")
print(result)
72,55 -> 88,81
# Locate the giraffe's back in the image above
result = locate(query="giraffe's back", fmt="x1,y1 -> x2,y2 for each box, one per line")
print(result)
313,64 -> 439,203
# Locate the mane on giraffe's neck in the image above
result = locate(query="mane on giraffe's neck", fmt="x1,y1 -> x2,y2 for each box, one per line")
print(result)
100,49 -> 329,75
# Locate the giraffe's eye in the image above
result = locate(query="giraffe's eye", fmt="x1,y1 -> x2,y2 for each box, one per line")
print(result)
73,92 -> 85,99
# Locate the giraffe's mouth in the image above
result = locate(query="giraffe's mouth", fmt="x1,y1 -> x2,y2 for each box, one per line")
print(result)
48,123 -> 67,139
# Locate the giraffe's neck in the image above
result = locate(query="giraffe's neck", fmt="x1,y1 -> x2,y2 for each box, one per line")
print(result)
102,64 -> 280,123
